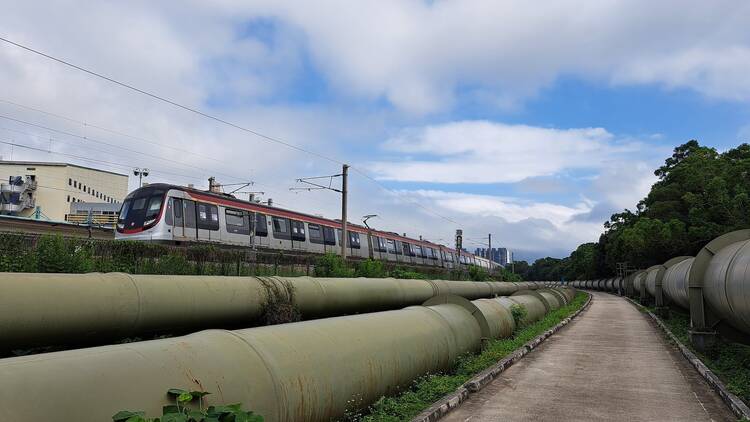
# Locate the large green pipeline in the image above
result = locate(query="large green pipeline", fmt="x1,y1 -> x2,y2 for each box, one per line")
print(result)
0,273 -> 541,350
0,288 -> 573,422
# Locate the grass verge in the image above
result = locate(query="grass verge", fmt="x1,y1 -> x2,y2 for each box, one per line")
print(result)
649,308 -> 750,405
354,291 -> 589,422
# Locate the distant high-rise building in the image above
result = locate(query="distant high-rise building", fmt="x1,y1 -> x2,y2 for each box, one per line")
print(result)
473,247 -> 513,266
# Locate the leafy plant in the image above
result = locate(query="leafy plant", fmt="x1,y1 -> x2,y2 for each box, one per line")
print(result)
112,388 -> 263,422
355,259 -> 387,278
510,303 -> 528,327
314,253 -> 355,277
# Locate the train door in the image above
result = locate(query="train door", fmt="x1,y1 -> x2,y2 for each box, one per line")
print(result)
196,203 -> 219,242
271,216 -> 292,250
171,198 -> 184,239
254,213 -> 269,248
307,223 -> 325,254
182,199 -> 197,241
322,226 -> 337,253
290,220 -> 306,251
224,208 -> 251,246
349,231 -> 362,257
367,234 -> 376,259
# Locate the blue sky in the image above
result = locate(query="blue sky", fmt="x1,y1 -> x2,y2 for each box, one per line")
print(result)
1,1 -> 750,260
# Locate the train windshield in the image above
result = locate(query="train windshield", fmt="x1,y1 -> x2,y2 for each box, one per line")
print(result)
117,187 -> 166,232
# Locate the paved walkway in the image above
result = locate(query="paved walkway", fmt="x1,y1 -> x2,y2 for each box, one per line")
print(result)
442,291 -> 735,422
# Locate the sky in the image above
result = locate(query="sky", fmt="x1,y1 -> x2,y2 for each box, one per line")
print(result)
1,1 -> 749,261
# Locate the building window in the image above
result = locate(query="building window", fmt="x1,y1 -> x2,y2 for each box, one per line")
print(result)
73,181 -> 77,188
68,178 -> 72,186
67,195 -> 70,202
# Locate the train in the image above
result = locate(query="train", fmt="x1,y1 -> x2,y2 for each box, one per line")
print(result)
114,183 -> 496,270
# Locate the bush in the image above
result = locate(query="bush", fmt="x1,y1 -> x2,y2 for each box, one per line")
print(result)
510,304 -> 528,327
355,259 -> 387,278
468,266 -> 489,281
390,267 -> 428,279
314,253 -> 355,277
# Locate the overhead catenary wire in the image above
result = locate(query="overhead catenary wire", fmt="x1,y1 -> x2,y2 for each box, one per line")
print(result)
0,36 -> 343,166
0,36 -> 462,227
0,98 -> 232,167
0,113 -> 245,184
0,138 -> 205,184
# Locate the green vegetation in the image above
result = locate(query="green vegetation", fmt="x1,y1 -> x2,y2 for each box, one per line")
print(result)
515,141 -> 750,280
313,253 -> 519,282
0,233 -> 307,276
0,234 -> 517,281
355,291 -> 588,421
656,310 -> 750,404
113,388 -> 263,422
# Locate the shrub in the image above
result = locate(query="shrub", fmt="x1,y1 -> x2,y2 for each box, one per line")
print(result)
510,304 -> 528,327
390,267 -> 428,279
468,266 -> 489,281
355,259 -> 387,278
314,253 -> 355,277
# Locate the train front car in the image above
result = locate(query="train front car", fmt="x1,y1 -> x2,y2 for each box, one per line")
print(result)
115,185 -> 171,242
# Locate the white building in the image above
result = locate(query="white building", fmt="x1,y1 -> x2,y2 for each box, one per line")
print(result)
0,161 -> 128,222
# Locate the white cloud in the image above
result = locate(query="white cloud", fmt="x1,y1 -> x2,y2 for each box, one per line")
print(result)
369,121 -> 643,184
371,189 -> 603,256
238,0 -> 750,113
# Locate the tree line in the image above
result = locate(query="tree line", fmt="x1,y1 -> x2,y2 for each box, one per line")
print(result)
515,140 -> 750,280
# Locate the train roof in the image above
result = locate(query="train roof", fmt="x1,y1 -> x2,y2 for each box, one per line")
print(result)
133,183 -> 476,257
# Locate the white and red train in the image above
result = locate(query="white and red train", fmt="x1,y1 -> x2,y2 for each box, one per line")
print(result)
115,184 -> 495,270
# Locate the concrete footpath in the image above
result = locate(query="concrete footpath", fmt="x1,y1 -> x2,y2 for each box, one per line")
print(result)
442,291 -> 735,422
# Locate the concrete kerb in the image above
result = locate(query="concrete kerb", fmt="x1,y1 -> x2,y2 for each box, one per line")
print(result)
624,296 -> 750,421
411,292 -> 593,422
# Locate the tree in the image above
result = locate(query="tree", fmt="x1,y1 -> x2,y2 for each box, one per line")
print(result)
546,140 -> 750,279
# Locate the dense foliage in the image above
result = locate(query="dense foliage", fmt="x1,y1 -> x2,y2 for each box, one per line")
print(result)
517,141 -> 750,279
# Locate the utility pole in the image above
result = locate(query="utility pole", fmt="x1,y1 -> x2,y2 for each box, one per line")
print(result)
341,164 -> 349,259
290,164 -> 349,259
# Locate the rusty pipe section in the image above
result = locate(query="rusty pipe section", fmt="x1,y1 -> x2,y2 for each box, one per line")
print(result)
0,288 -> 572,422
0,273 -> 544,350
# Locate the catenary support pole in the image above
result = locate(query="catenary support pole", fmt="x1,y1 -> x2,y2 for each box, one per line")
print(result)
341,164 -> 349,259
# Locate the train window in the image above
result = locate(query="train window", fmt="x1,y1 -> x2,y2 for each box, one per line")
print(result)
225,208 -> 250,235
322,226 -> 336,245
272,217 -> 291,240
413,245 -> 423,258
197,203 -> 219,230
173,199 -> 182,219
350,232 -> 361,249
402,243 -> 413,256
429,248 -> 438,260
255,213 -> 268,237
386,239 -> 396,254
183,200 -> 196,229
374,236 -> 387,252
165,199 -> 174,225
308,223 -> 323,244
290,220 -> 306,241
